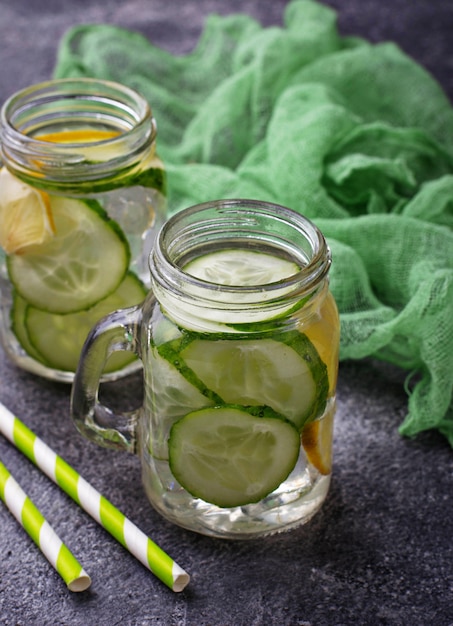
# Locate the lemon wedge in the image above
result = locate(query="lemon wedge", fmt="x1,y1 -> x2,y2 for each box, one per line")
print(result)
301,403 -> 335,475
0,167 -> 55,254
304,292 -> 340,395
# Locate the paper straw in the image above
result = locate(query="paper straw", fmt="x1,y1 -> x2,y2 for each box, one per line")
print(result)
0,402 -> 190,592
0,460 -> 91,592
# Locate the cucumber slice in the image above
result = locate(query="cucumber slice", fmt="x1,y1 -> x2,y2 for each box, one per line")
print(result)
145,350 -> 214,460
156,335 -> 225,406
7,196 -> 130,314
184,248 -> 300,286
11,292 -> 46,363
133,163 -> 166,196
24,272 -> 146,373
179,331 -> 328,430
168,406 -> 300,508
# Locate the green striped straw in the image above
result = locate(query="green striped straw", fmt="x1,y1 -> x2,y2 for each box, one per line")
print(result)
0,402 -> 190,593
0,459 -> 91,592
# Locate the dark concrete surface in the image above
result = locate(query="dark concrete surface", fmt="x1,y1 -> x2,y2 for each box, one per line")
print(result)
1,1 -> 452,625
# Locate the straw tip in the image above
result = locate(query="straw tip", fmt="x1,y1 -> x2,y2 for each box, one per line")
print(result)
172,568 -> 190,593
67,573 -> 92,593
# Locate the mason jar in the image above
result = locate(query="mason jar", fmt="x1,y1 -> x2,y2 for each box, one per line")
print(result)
71,199 -> 340,539
0,78 -> 166,382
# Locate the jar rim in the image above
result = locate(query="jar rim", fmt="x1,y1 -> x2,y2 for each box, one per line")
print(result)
1,77 -> 153,137
150,199 -> 331,310
0,78 -> 156,185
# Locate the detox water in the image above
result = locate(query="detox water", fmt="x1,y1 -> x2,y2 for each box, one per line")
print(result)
0,79 -> 166,381
70,199 -> 340,539
139,245 -> 339,538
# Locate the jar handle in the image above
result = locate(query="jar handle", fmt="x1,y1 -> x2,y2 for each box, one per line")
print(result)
70,305 -> 143,453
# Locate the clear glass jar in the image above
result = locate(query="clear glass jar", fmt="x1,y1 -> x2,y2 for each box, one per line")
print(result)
0,78 -> 166,382
71,199 -> 340,539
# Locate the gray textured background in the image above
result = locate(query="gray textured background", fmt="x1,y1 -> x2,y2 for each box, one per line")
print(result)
1,1 -> 452,625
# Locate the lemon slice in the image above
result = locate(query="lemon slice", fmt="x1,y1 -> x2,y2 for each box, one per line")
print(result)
35,129 -> 166,194
36,129 -> 119,143
169,406 -> 300,508
304,292 -> 340,395
301,404 -> 335,475
0,167 -> 55,254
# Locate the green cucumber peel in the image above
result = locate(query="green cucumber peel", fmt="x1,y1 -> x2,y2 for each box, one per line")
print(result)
224,294 -> 313,332
7,196 -> 132,314
155,325 -> 329,430
168,404 -> 301,508
82,198 -> 131,255
156,333 -> 225,405
13,165 -> 166,196
277,329 -> 329,425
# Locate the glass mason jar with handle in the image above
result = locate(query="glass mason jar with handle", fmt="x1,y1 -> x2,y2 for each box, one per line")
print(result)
0,78 -> 166,382
71,199 -> 340,539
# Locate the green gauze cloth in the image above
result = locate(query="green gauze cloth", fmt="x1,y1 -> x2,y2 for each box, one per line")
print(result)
54,0 -> 453,446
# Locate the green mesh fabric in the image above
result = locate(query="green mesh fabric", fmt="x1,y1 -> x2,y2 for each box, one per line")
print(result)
54,0 -> 453,446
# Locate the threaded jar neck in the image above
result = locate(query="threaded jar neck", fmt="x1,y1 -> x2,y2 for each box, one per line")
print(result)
0,78 -> 156,192
149,199 -> 331,329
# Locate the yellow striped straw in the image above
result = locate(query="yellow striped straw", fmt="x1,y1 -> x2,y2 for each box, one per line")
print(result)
0,402 -> 190,592
0,460 -> 91,592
